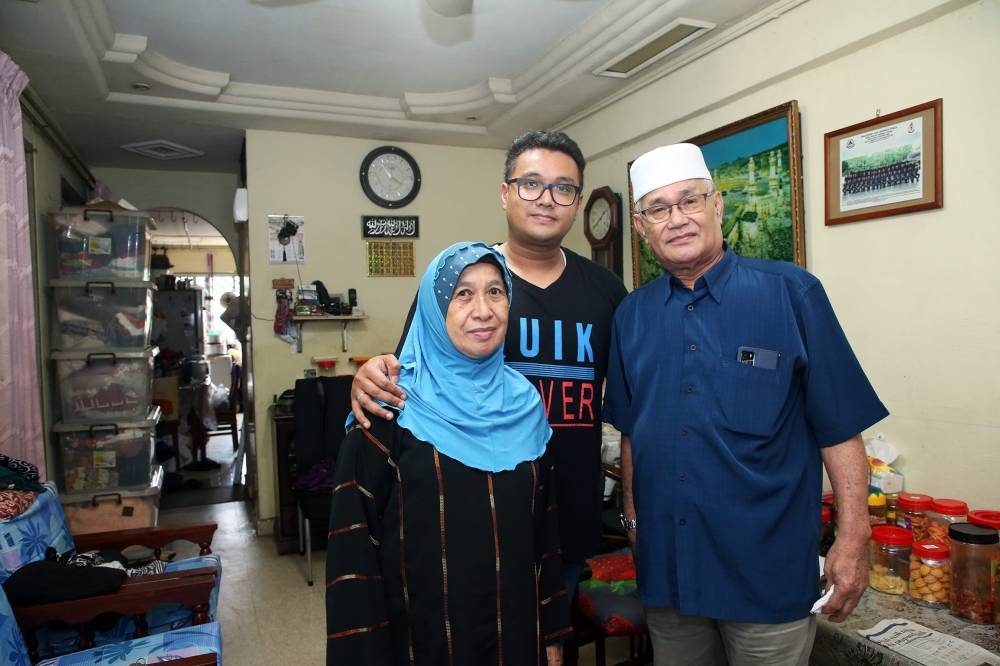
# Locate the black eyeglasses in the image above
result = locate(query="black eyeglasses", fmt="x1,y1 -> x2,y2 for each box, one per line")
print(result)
639,191 -> 714,224
506,178 -> 581,206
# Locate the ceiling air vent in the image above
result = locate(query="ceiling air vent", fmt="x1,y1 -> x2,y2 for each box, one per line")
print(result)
121,140 -> 204,161
595,18 -> 714,79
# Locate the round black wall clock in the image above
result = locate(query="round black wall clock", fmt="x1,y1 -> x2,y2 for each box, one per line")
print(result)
360,145 -> 421,209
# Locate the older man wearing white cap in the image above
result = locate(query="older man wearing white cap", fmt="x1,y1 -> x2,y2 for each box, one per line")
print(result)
604,143 -> 888,665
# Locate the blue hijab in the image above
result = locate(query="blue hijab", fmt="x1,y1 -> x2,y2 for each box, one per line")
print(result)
394,241 -> 550,472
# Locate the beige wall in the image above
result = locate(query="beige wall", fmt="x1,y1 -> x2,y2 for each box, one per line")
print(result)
92,167 -> 240,261
562,0 -> 999,507
164,247 -> 238,275
246,130 -> 506,522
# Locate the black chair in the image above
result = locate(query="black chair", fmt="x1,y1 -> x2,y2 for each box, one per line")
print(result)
291,375 -> 353,585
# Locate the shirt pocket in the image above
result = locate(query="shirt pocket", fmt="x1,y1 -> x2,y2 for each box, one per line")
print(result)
711,357 -> 792,437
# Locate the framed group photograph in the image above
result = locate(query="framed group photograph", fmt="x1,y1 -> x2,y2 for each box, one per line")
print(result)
824,98 -> 942,226
629,100 -> 805,287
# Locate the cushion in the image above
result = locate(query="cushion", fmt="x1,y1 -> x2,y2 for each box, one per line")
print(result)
0,490 -> 37,520
576,549 -> 646,636
2,560 -> 126,606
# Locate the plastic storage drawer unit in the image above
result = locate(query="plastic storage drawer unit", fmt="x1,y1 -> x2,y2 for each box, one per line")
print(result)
52,347 -> 158,422
54,406 -> 161,492
60,465 -> 164,535
51,279 -> 154,350
50,206 -> 154,281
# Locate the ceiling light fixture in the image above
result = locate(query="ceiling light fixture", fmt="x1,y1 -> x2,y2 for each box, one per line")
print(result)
131,82 -> 152,91
464,115 -> 478,121
595,18 -> 715,79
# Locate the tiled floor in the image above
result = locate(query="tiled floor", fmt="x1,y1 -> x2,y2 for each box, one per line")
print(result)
161,499 -> 641,665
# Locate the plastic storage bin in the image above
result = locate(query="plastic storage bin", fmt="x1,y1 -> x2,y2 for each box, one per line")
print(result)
60,465 -> 163,535
51,206 -> 154,281
52,347 -> 158,422
51,279 -> 154,350
53,406 -> 160,492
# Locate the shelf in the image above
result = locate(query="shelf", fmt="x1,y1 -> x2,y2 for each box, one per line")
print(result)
290,315 -> 367,353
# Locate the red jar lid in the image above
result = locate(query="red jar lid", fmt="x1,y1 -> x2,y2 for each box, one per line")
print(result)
821,506 -> 831,523
822,491 -> 835,504
968,510 -> 1000,530
913,539 -> 949,559
930,498 -> 968,516
896,493 -> 933,511
871,525 -> 913,546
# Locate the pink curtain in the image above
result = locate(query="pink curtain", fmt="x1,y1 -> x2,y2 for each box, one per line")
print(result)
0,51 -> 45,476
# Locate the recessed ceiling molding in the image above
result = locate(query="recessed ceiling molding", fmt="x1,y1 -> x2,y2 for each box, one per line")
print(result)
224,82 -> 403,114
132,50 -> 230,97
593,18 -> 714,78
404,77 -> 515,116
106,92 -> 490,136
103,33 -> 147,64
69,0 -> 116,56
217,93 -> 407,120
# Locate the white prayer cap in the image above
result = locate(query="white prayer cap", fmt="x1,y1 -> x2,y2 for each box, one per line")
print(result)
630,143 -> 711,205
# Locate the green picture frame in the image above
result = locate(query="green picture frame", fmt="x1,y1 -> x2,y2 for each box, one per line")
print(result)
629,100 -> 805,287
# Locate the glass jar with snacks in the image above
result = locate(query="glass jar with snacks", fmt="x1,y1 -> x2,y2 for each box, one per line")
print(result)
909,540 -> 950,608
869,525 -> 912,595
966,510 -> 1000,628
885,492 -> 900,524
926,498 -> 968,543
896,492 -> 933,541
949,523 -> 998,624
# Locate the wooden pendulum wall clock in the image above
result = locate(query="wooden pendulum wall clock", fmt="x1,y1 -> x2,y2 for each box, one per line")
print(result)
583,186 -> 623,277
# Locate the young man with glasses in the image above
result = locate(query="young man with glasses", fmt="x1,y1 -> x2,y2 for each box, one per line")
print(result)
604,143 -> 887,665
350,130 -> 628,616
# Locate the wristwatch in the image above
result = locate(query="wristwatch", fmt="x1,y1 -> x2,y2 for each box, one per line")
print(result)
619,513 -> 637,531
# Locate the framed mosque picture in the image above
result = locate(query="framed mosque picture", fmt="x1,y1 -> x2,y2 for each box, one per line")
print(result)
629,100 -> 805,287
824,99 -> 942,226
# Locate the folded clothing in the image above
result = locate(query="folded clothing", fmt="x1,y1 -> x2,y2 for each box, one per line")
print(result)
3,559 -> 126,606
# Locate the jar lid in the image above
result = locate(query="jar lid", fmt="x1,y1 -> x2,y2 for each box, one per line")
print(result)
821,491 -> 835,505
930,498 -> 968,516
949,522 -> 999,545
871,525 -> 913,546
968,510 -> 1000,530
821,506 -> 831,523
896,492 -> 933,511
913,539 -> 950,559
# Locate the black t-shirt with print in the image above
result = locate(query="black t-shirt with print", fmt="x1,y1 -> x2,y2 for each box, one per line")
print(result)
503,249 -> 627,560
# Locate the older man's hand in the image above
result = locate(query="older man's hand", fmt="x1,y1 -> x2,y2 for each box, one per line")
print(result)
821,535 -> 868,622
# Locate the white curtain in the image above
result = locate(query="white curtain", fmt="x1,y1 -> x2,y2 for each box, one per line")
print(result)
0,51 -> 45,476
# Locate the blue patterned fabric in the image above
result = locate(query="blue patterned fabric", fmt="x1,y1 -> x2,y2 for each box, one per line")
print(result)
0,484 -> 222,658
3,582 -> 220,665
0,482 -> 75,584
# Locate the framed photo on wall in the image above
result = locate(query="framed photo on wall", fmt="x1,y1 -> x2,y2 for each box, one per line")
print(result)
824,98 -> 942,226
629,100 -> 805,287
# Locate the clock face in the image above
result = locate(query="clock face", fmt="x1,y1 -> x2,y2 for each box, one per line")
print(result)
360,147 -> 421,208
588,197 -> 612,241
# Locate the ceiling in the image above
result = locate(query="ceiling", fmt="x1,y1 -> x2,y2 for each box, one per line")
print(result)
1,0 -> 789,174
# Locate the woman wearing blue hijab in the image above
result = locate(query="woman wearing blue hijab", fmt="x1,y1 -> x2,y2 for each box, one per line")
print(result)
326,242 -> 569,665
